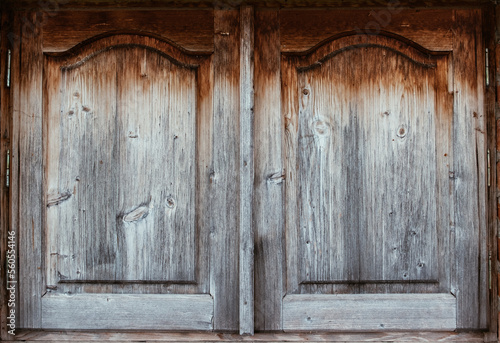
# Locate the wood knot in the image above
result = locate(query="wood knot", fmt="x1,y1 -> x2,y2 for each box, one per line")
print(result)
302,89 -> 310,96
396,125 -> 407,138
313,120 -> 330,136
166,196 -> 176,209
122,204 -> 150,223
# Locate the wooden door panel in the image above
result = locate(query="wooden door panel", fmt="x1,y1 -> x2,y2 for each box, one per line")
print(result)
40,34 -> 213,330
297,43 -> 443,285
46,45 -> 197,283
281,29 -> 474,331
284,34 -> 451,296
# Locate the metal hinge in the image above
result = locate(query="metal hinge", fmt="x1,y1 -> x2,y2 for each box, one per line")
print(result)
6,149 -> 9,188
6,49 -> 11,88
487,149 -> 491,187
489,251 -> 492,290
485,48 -> 490,87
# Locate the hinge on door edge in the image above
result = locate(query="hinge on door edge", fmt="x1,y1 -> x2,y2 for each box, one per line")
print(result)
6,149 -> 9,188
487,149 -> 491,187
489,251 -> 492,290
486,48 -> 490,87
6,49 -> 11,88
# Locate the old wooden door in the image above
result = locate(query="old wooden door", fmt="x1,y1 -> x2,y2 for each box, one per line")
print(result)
14,9 -> 241,331
252,8 -> 488,332
11,5 -> 490,335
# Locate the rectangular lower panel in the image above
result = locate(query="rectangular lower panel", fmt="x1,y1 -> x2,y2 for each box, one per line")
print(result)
42,294 -> 213,330
283,294 -> 456,331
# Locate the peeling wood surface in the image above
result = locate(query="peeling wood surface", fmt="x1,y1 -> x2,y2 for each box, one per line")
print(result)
42,10 -> 214,53
280,9 -> 454,53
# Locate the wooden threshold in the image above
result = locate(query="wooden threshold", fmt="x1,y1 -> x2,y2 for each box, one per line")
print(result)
8,330 -> 488,342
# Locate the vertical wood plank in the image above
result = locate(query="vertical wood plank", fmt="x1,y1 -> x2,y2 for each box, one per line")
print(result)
483,5 -> 498,340
212,8 -> 240,331
0,7 -> 12,341
17,11 -> 44,328
474,8 -> 489,330
254,9 -> 283,331
452,9 -> 484,329
8,9 -> 21,334
239,5 -> 254,336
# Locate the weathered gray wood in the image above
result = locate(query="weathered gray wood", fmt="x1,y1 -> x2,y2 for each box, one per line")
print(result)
254,9 -> 284,331
40,33 -> 214,329
283,33 -> 451,297
283,294 -> 456,331
239,5 -> 254,336
45,35 -> 199,284
41,294 -> 213,330
211,9 -> 240,331
0,7 -> 12,341
434,56 -> 454,295
297,39 -> 440,285
17,11 -> 44,329
11,330 -> 487,342
473,9 -> 488,330
452,9 -> 484,329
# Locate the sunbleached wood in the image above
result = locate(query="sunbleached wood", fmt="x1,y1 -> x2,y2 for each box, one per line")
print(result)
254,9 -> 283,331
283,294 -> 456,331
42,294 -> 213,330
211,9 -> 240,331
17,10 -> 44,329
239,5 -> 254,336
452,9 -> 484,329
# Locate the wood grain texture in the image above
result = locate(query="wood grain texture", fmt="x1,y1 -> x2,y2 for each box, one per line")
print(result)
474,7 -> 489,331
239,5 -> 254,336
41,10 -> 213,53
452,9 -> 484,330
39,33 -> 215,328
17,11 -> 44,329
283,294 -> 456,331
41,294 -> 213,330
483,4 -> 498,340
211,9 -> 240,331
4,0 -> 493,10
44,35 -> 200,284
7,10 -> 21,335
10,330 -> 487,342
254,9 -> 283,331
297,42 -> 441,285
283,33 -> 452,299
280,9 -> 454,53
0,7 -> 12,341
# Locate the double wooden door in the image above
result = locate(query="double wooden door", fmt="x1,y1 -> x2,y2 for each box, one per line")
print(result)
11,7 -> 488,333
